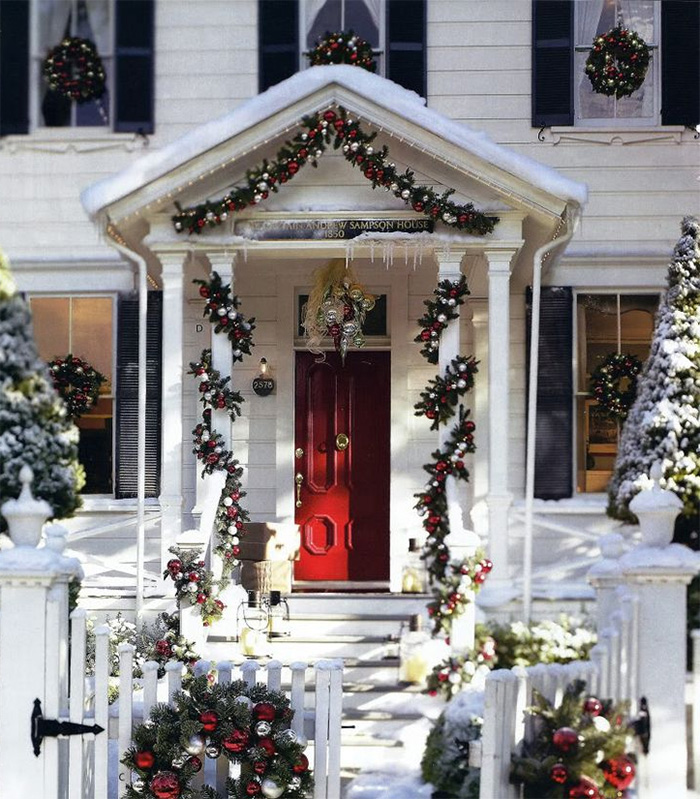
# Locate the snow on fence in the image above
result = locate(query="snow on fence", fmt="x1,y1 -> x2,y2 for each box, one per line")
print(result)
70,612 -> 343,799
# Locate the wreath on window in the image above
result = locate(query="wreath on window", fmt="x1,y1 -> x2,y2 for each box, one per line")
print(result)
43,36 -> 106,103
122,675 -> 313,798
48,354 -> 107,419
585,27 -> 650,99
589,352 -> 643,421
307,29 -> 376,72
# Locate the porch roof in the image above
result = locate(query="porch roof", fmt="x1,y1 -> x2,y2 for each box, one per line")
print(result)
81,65 -> 586,229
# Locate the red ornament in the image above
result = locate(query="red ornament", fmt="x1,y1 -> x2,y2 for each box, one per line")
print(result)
583,697 -> 603,716
149,771 -> 181,799
188,756 -> 202,773
550,763 -> 568,784
257,737 -> 276,757
134,750 -> 155,770
253,702 -> 276,721
166,559 -> 182,574
552,727 -> 579,753
199,710 -> 219,732
253,761 -> 267,774
293,753 -> 310,773
222,728 -> 250,753
154,639 -> 171,658
603,756 -> 636,791
568,777 -> 600,798
246,782 -> 262,796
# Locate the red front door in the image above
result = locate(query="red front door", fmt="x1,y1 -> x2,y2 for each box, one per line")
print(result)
294,350 -> 390,581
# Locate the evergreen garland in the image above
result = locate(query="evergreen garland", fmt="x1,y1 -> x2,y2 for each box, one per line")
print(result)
214,467 -> 250,576
511,680 -> 636,799
172,107 -> 498,237
189,349 -> 244,418
192,409 -> 235,476
414,356 -> 478,431
122,676 -> 313,798
164,547 -> 225,627
194,274 -> 256,362
414,275 -> 470,363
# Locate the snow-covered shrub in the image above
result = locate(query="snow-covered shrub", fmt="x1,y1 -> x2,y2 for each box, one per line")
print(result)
421,689 -> 483,798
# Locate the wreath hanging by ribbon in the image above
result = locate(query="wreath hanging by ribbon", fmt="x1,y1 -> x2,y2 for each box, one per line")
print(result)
589,352 -> 643,421
43,36 -> 106,103
585,26 -> 650,99
307,29 -> 376,71
48,354 -> 106,419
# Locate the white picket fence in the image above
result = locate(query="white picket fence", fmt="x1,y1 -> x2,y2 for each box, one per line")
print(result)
68,610 -> 343,799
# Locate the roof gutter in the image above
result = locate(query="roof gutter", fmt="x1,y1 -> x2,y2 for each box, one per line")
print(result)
522,203 -> 581,622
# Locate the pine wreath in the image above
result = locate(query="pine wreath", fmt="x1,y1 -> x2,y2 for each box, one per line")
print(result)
585,27 -> 650,99
307,30 -> 376,71
589,353 -> 643,421
43,37 -> 106,103
48,354 -> 106,419
123,675 -> 313,798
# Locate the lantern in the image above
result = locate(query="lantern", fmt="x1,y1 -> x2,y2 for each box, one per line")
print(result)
267,590 -> 291,638
237,591 -> 271,657
401,538 -> 427,594
398,614 -> 431,685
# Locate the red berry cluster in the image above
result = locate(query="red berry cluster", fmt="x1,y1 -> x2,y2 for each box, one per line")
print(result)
172,106 -> 498,236
43,37 -> 106,103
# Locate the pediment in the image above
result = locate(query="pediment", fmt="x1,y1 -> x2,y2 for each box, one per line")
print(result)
82,65 -> 586,245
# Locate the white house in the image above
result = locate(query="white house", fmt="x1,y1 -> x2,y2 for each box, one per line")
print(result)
1,0 -> 698,619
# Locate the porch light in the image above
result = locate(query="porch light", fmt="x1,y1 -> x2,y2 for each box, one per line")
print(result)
236,591 -> 272,657
252,357 -> 275,396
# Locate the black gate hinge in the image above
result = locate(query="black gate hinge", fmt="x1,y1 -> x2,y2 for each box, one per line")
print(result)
31,698 -> 105,757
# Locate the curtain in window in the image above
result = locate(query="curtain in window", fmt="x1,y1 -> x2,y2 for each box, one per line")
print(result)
38,0 -> 71,47
305,0 -> 381,47
83,0 -> 110,52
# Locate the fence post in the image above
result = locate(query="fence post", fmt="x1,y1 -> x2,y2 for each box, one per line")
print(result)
619,466 -> 700,798
0,467 -> 81,798
587,532 -> 625,632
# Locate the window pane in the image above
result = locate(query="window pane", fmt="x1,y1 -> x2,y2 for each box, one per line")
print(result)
345,0 -> 379,46
72,297 -> 113,389
30,298 -> 71,358
306,0 -> 342,49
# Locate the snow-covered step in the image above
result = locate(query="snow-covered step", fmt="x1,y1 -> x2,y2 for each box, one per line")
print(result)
285,593 -> 430,617
277,612 -> 408,637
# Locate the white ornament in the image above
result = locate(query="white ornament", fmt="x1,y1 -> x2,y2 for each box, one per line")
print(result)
401,189 -> 411,199
255,720 -> 272,737
185,733 -> 206,755
187,581 -> 199,593
261,778 -> 285,798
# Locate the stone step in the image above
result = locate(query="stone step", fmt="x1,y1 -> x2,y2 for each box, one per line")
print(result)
278,613 -> 411,637
205,635 -> 401,662
285,593 -> 430,617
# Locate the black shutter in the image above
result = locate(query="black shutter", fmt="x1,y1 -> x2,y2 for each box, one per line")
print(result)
661,1 -> 700,127
259,0 -> 299,92
114,0 -> 154,133
386,0 -> 426,97
115,292 -> 162,498
532,0 -> 574,127
526,287 -> 573,500
0,0 -> 30,135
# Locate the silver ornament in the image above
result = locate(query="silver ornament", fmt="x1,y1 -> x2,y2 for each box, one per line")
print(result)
401,189 -> 411,199
276,729 -> 298,745
130,777 -> 146,794
255,720 -> 272,737
457,379 -> 467,389
205,743 -> 221,759
217,307 -> 227,316
171,754 -> 187,769
185,733 -> 205,755
342,321 -> 357,335
289,776 -> 302,789
261,778 -> 285,798
235,695 -> 253,710
437,314 -> 447,323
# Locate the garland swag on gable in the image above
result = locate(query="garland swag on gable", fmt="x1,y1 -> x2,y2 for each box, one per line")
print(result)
172,107 -> 498,237
413,277 -> 491,637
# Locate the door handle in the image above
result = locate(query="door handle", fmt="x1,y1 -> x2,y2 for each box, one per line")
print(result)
295,472 -> 304,508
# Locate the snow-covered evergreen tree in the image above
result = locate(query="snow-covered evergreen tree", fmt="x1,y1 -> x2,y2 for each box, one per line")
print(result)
608,217 -> 700,523
0,249 -> 82,529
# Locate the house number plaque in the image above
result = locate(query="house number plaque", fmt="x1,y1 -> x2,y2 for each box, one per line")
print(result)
252,376 -> 275,396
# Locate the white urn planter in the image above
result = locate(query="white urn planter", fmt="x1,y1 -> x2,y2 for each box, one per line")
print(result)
629,462 -> 683,547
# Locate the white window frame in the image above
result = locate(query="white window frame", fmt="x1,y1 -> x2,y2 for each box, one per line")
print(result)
573,0 -> 661,127
29,292 -> 117,497
29,0 -> 115,131
572,288 -> 659,494
299,0 -> 386,74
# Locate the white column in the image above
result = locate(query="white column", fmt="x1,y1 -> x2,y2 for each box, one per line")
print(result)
435,250 -> 480,654
469,299 -> 489,537
158,251 -> 186,569
482,249 -> 516,597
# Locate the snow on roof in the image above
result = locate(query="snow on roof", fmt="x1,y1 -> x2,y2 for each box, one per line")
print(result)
81,65 -> 587,217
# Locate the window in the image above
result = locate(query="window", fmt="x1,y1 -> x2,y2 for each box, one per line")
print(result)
0,0 -> 154,136
297,292 -> 388,338
532,0 -> 699,128
574,0 -> 658,125
575,293 -> 658,493
31,295 -> 115,494
33,0 -> 114,128
259,0 -> 426,97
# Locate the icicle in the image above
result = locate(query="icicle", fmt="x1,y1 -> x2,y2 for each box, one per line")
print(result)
370,240 -> 375,263
242,241 -> 248,262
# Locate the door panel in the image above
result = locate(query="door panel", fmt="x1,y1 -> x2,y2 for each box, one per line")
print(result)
294,351 -> 390,581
